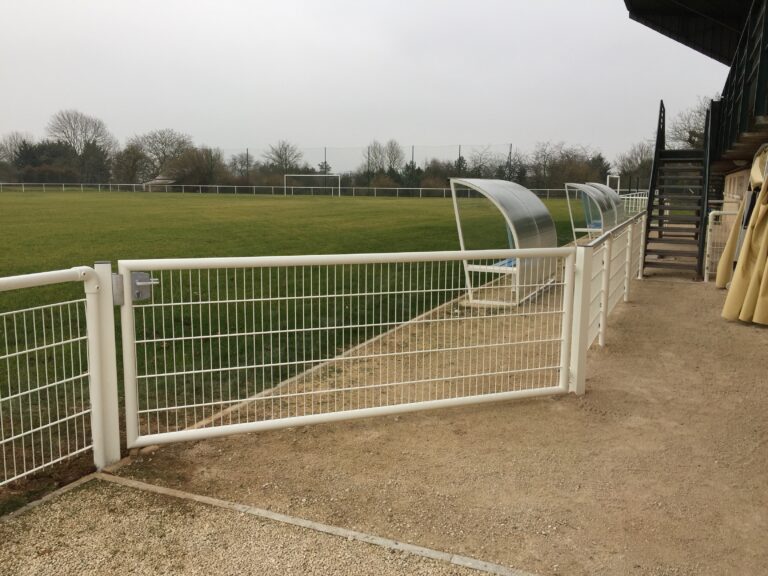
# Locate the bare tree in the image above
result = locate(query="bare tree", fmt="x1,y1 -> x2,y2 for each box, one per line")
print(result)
384,139 -> 405,173
46,109 -> 116,155
615,141 -> 654,188
362,140 -> 387,174
668,95 -> 716,149
129,129 -> 193,178
0,131 -> 33,163
469,146 -> 504,178
262,140 -> 303,173
228,152 -> 253,179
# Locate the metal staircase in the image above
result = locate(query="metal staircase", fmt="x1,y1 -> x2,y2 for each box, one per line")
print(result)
643,101 -> 711,278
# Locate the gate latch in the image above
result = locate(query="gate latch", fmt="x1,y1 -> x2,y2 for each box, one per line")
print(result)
130,272 -> 160,301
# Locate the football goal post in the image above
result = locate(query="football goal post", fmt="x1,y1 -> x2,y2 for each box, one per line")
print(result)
283,174 -> 342,197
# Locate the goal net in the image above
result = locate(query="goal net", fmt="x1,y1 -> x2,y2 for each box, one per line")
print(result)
283,174 -> 342,197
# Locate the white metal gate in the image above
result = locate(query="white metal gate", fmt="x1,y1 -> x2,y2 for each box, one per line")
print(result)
118,249 -> 575,448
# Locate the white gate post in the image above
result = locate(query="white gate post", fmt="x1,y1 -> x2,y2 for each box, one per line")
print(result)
558,251 -> 577,392
84,263 -> 122,468
569,245 -> 592,395
599,237 -> 612,347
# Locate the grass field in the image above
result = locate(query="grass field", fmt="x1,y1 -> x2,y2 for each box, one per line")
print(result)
0,190 -> 578,277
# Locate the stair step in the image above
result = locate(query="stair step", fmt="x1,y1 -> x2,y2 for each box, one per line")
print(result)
656,193 -> 703,199
658,163 -> 704,169
650,215 -> 701,223
643,261 -> 699,271
657,178 -> 704,184
645,248 -> 698,257
645,237 -> 699,245
658,184 -> 703,190
654,202 -> 703,207
660,149 -> 704,158
647,226 -> 699,236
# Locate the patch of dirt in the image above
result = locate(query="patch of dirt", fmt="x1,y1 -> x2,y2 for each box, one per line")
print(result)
118,279 -> 768,575
0,452 -> 94,516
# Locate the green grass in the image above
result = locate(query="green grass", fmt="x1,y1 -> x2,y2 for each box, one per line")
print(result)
0,190 -> 578,277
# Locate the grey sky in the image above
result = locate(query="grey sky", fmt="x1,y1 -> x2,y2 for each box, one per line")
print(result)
1,0 -> 727,170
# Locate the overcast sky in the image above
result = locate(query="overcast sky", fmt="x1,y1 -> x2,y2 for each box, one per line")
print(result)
1,0 -> 728,169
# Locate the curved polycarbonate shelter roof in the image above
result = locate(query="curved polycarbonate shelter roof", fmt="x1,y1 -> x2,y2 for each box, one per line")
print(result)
587,182 -> 624,214
566,183 -> 619,231
450,178 -> 557,249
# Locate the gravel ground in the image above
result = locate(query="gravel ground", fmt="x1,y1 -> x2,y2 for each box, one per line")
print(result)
0,479 -> 482,576
117,278 -> 768,575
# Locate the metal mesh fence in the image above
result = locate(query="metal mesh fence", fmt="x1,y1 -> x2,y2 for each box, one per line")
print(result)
705,210 -> 739,282
0,299 -> 91,486
122,252 -> 572,443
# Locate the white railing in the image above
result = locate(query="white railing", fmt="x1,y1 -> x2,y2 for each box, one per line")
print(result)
568,211 -> 646,392
0,213 -> 646,480
0,182 -> 646,201
620,190 -> 649,216
117,248 -> 576,447
705,210 -> 739,282
0,265 -> 120,486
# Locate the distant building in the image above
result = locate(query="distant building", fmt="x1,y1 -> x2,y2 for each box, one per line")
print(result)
142,175 -> 175,191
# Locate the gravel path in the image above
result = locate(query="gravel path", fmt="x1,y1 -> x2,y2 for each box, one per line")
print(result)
116,278 -> 768,575
0,478 -> 484,576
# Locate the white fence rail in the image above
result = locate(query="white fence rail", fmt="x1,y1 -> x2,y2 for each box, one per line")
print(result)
117,249 -> 576,447
1,182 -> 649,201
0,265 -> 120,486
621,191 -> 649,216
705,210 -> 739,282
0,215 -> 646,482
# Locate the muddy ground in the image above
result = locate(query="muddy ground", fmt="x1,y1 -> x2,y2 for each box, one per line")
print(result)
117,278 -> 768,575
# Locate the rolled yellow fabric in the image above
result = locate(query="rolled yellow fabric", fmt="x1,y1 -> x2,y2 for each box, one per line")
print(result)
722,181 -> 768,324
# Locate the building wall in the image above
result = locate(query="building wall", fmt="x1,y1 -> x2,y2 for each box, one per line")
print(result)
723,168 -> 750,206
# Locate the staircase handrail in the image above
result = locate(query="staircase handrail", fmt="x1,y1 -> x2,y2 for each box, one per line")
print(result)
645,100 -> 666,238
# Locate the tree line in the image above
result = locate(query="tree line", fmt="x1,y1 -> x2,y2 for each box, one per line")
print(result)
0,101 -> 710,190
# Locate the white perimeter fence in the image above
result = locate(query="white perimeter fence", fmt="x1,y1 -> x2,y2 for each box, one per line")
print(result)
0,265 -> 120,486
0,182 -> 649,202
0,213 -> 645,485
704,210 -> 739,282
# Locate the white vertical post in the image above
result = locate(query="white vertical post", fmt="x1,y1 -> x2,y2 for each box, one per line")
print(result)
94,262 -> 121,465
83,265 -> 120,469
569,245 -> 592,394
624,223 -> 633,303
599,237 -> 612,347
119,263 -> 139,448
558,252 -> 576,392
